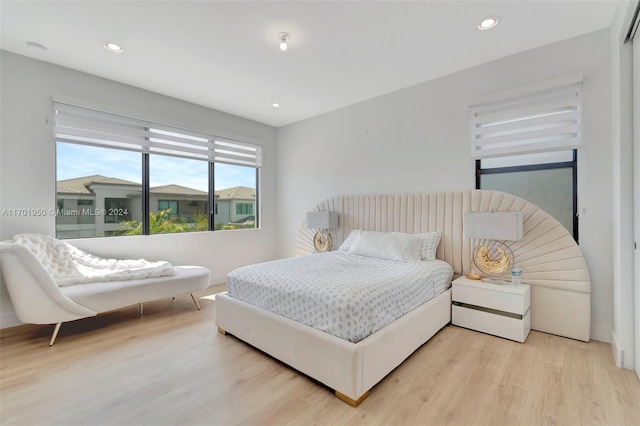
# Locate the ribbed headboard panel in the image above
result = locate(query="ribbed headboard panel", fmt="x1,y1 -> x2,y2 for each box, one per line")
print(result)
297,192 -> 471,274
296,190 -> 592,341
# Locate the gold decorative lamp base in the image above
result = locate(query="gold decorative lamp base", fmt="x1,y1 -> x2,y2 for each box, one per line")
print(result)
472,243 -> 513,283
306,211 -> 338,253
313,231 -> 333,252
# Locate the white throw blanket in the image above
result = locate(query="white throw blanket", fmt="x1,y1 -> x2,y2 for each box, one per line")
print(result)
13,234 -> 175,287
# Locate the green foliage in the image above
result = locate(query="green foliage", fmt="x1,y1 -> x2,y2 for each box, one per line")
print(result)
117,209 -> 209,235
117,210 -> 255,235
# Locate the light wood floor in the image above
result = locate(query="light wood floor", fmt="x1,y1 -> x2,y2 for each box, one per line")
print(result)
1,293 -> 639,426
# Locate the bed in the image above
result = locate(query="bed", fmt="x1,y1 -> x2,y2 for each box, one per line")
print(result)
225,251 -> 452,344
216,189 -> 591,406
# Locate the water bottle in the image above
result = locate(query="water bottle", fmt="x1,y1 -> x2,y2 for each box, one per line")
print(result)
511,266 -> 522,286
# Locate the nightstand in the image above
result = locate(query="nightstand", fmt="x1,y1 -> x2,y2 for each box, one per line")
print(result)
452,276 -> 530,343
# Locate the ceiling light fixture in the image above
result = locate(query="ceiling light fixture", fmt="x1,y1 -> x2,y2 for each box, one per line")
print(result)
278,32 -> 289,51
26,41 -> 47,52
104,42 -> 124,53
272,102 -> 282,108
478,16 -> 501,30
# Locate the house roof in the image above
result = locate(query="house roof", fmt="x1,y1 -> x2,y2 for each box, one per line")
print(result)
214,186 -> 255,201
57,175 -> 249,200
56,175 -> 140,195
150,184 -> 207,196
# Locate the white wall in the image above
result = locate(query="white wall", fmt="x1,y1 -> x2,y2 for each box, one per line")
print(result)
277,30 -> 613,343
634,17 -> 640,380
0,51 -> 279,327
610,0 -> 636,370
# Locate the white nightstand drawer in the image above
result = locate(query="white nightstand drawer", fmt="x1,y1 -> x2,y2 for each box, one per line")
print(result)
453,304 -> 531,343
452,280 -> 530,315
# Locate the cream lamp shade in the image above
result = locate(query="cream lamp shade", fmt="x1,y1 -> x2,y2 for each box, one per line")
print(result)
306,211 -> 339,230
464,212 -> 523,241
306,211 -> 339,252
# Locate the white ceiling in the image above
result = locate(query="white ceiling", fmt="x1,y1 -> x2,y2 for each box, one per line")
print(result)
1,1 -> 619,127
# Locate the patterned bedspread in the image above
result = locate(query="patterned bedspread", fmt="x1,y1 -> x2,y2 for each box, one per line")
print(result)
226,252 -> 453,343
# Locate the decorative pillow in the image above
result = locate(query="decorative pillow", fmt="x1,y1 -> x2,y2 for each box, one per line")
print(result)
417,231 -> 442,261
338,229 -> 361,252
348,230 -> 422,263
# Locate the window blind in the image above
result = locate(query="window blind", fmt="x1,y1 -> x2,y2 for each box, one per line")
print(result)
54,102 -> 262,167
470,80 -> 582,159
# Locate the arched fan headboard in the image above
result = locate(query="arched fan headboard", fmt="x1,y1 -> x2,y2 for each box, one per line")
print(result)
296,190 -> 591,342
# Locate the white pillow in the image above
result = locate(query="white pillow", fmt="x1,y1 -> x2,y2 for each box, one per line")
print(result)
417,231 -> 441,261
338,229 -> 361,252
348,230 -> 422,263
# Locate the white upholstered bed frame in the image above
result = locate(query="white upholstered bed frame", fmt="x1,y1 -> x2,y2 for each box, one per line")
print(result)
216,190 -> 590,406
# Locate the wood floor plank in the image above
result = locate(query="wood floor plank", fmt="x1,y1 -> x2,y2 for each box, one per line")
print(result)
1,295 -> 639,425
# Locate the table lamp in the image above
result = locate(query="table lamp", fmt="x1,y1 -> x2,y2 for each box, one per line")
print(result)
306,211 -> 339,252
464,211 -> 523,283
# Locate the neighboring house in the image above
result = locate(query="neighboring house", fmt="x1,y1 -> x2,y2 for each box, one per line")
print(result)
56,175 -> 254,238
56,175 -> 141,238
214,186 -> 256,228
128,184 -> 208,226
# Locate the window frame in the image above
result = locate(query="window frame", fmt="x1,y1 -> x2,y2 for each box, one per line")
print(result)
54,102 -> 262,238
475,149 -> 578,242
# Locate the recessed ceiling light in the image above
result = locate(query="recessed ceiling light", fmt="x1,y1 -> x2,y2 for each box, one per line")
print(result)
271,102 -> 282,108
104,42 -> 124,53
277,32 -> 289,51
26,41 -> 47,52
478,16 -> 501,30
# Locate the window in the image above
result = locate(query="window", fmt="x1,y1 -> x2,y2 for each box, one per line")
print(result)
149,154 -> 208,234
236,203 -> 253,215
157,200 -> 178,216
104,198 -> 132,224
56,143 -> 141,239
54,102 -> 262,238
476,150 -> 578,241
214,163 -> 258,230
471,77 -> 582,241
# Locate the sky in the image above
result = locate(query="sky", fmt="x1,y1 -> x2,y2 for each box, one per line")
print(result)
56,143 -> 256,192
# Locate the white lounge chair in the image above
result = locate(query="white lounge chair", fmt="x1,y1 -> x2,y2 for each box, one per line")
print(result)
0,241 -> 210,345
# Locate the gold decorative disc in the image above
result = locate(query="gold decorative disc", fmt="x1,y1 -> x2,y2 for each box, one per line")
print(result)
313,231 -> 332,252
473,244 -> 512,276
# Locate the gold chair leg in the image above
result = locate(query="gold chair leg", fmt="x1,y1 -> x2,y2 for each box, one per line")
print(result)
190,293 -> 201,310
49,322 -> 62,346
139,302 -> 143,316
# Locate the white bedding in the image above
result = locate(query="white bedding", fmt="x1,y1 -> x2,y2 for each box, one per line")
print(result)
226,252 -> 453,343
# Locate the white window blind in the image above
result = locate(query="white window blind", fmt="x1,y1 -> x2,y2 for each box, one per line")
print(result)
470,79 -> 582,159
54,102 -> 262,167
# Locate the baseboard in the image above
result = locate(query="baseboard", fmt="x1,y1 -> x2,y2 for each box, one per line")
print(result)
210,275 -> 226,287
0,312 -> 23,329
610,330 -> 624,368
